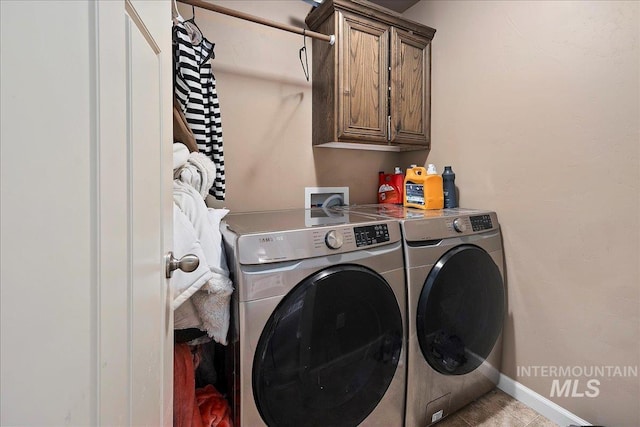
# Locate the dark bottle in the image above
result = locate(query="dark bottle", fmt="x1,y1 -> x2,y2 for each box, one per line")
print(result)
442,166 -> 457,208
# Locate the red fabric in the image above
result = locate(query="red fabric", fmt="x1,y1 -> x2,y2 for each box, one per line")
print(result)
196,384 -> 233,427
174,343 -> 203,427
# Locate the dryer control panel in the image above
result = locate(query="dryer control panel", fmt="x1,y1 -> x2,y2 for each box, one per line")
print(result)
402,210 -> 499,242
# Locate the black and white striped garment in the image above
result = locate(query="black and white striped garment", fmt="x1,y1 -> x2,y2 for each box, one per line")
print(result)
173,21 -> 225,200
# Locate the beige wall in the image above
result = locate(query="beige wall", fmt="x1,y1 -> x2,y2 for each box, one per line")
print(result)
179,0 -> 639,425
178,1 -> 403,212
405,1 -> 639,426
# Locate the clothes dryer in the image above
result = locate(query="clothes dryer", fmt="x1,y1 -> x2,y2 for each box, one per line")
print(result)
334,205 -> 505,426
221,208 -> 407,427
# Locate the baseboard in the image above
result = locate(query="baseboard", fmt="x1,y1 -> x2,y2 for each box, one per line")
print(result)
497,373 -> 592,427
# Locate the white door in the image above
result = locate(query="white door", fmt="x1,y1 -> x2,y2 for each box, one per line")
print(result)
0,1 -> 173,425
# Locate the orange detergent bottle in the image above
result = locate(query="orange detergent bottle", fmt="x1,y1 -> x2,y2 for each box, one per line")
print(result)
403,164 -> 444,210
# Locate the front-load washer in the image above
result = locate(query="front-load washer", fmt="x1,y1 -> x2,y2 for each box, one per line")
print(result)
220,208 -> 407,427
333,205 -> 505,426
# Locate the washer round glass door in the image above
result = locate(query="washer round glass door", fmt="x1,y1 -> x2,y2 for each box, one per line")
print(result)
417,245 -> 504,376
253,265 -> 403,427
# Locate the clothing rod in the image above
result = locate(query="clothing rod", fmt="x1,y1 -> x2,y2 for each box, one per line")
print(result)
177,0 -> 336,45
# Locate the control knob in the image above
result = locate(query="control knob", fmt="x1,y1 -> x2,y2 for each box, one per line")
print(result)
452,218 -> 467,233
325,230 -> 344,249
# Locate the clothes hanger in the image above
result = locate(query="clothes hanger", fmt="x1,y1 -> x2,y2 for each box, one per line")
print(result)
172,0 -> 184,23
299,30 -> 310,82
186,6 -> 200,28
184,5 -> 203,46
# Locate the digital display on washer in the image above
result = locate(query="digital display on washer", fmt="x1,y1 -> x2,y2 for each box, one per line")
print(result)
354,224 -> 390,247
470,214 -> 493,231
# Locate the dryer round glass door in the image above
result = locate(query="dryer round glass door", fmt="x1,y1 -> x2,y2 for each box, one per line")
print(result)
252,265 -> 403,427
417,245 -> 504,375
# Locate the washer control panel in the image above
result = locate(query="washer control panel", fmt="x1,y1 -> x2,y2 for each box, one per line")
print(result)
233,220 -> 400,264
354,224 -> 390,247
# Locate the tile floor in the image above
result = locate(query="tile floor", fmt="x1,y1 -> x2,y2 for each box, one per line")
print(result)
435,388 -> 559,427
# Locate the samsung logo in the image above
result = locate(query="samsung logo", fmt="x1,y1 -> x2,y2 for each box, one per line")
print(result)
259,235 -> 285,243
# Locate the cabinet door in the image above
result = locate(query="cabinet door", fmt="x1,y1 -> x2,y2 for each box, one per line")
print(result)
390,27 -> 431,146
338,11 -> 389,143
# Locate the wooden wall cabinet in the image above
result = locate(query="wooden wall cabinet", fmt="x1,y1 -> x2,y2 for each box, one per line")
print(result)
306,0 -> 436,151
